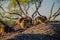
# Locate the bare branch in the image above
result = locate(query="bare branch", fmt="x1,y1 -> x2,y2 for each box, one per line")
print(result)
23,3 -> 30,16
0,13 -> 18,20
53,11 -> 60,20
16,0 -> 27,16
8,12 -> 23,17
26,4 -> 29,16
48,7 -> 60,20
0,5 -> 23,18
32,1 -> 42,18
48,2 -> 55,20
0,20 -> 10,28
52,7 -> 60,17
0,19 -> 16,32
0,6 -> 6,12
32,11 -> 36,18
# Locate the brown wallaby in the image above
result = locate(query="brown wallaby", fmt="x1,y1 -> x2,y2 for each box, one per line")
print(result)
16,16 -> 33,29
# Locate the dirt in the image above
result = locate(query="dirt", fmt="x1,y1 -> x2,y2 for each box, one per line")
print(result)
0,22 -> 60,40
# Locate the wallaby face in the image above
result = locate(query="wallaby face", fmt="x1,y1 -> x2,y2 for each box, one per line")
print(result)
34,17 -> 41,25
40,16 -> 47,22
24,17 -> 33,28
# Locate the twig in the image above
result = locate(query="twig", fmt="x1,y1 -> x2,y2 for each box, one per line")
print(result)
26,4 -> 29,16
53,12 -> 60,20
48,7 -> 60,20
0,6 -> 6,12
0,13 -> 18,20
0,5 -> 23,18
52,7 -> 60,17
32,1 -> 42,18
16,0 -> 27,17
48,2 -> 55,20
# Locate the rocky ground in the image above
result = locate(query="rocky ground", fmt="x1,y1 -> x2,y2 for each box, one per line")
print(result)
0,22 -> 60,40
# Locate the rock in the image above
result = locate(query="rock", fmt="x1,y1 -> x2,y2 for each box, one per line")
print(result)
22,24 -> 56,36
9,24 -> 56,40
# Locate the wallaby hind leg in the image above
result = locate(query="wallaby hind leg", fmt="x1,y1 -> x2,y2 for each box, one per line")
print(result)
0,27 -> 6,36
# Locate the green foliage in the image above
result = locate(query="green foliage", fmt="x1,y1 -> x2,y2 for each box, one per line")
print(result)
8,0 -> 28,9
8,0 -> 17,9
1,12 -> 5,15
19,0 -> 29,5
0,18 -> 15,27
0,18 -> 4,28
0,18 -> 1,20
7,0 -> 43,8
0,18 -> 3,21
5,20 -> 15,25
0,18 -> 15,28
0,23 -> 4,28
0,0 -> 3,1
9,10 -> 19,14
1,12 -> 13,18
5,14 -> 13,17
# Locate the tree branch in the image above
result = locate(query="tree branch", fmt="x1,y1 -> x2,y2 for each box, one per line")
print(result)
48,7 -> 60,20
16,0 -> 27,17
0,6 -> 6,12
48,2 -> 55,20
0,13 -> 18,20
32,1 -> 42,18
8,12 -> 23,17
0,5 -> 23,18
0,20 -> 9,28
0,19 -> 16,32
53,12 -> 60,20
26,4 -> 29,16
52,7 -> 60,17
